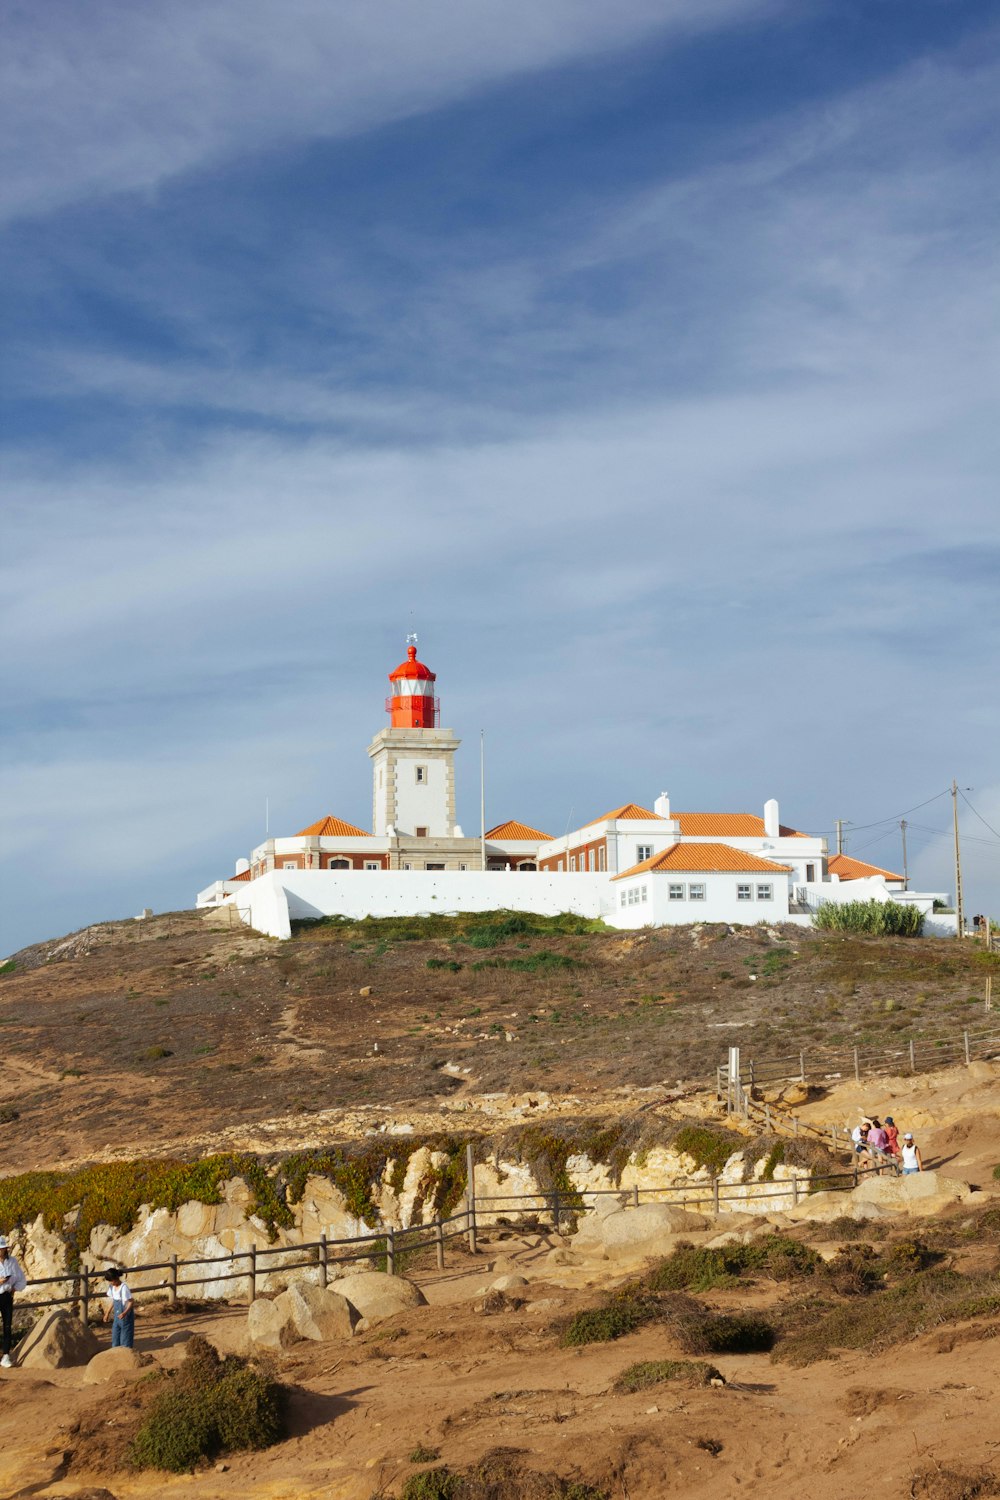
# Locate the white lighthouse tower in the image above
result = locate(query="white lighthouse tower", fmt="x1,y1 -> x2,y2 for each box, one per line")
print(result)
368,637 -> 463,842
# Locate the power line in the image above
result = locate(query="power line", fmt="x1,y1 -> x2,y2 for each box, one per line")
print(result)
959,789 -> 1000,844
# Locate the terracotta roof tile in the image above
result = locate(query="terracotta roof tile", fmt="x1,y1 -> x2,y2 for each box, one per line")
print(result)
673,813 -> 809,838
585,803 -> 661,826
828,854 -> 904,882
485,820 -> 553,841
613,843 -> 792,880
295,815 -> 370,838
230,869 -> 252,882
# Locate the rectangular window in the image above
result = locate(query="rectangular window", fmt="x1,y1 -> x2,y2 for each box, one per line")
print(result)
415,765 -> 426,783
584,849 -> 591,871
640,885 -> 648,902
737,883 -> 752,901
620,891 -> 627,907
668,883 -> 685,901
402,862 -> 411,870
806,863 -> 816,882
688,883 -> 706,901
426,863 -> 445,870
756,883 -> 773,901
598,845 -> 606,871
570,855 -> 577,871
364,861 -> 380,871
415,826 -> 428,838
637,844 -> 653,862
281,861 -> 297,869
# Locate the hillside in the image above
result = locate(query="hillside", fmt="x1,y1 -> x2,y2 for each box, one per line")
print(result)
0,907 -> 992,1174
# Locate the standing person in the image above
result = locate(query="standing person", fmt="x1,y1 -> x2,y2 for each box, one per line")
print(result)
102,1269 -> 134,1348
868,1118 -> 889,1161
0,1236 -> 27,1368
900,1133 -> 923,1174
884,1116 -> 900,1158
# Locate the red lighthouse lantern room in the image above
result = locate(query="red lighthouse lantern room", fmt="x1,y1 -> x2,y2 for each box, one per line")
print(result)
387,636 -> 440,728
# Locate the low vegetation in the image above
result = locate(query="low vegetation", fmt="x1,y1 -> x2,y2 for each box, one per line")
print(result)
130,1336 -> 286,1473
612,1358 -> 722,1392
398,1447 -> 608,1499
813,898 -> 924,936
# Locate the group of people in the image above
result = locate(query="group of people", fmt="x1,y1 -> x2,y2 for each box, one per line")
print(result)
851,1114 -> 923,1173
0,1236 -> 134,1369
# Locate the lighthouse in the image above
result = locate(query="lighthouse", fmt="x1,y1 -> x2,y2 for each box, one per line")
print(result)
368,637 -> 464,849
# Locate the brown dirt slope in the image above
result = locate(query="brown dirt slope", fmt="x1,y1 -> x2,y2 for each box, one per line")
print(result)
0,909 -> 992,1173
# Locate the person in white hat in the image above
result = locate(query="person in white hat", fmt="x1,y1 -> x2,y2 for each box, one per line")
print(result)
0,1236 -> 28,1368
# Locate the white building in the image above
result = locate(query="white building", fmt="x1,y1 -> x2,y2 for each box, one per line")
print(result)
197,641 -> 952,939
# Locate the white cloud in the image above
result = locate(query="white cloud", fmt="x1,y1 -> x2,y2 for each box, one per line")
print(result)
0,0 -> 775,224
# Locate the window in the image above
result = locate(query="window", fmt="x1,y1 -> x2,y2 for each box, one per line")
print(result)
402,862 -> 411,870
637,844 -> 653,862
598,846 -> 606,871
570,855 -> 577,871
806,863 -> 816,882
584,849 -> 591,871
415,765 -> 426,783
459,863 -> 467,871
620,891 -> 627,907
282,861 -> 298,869
364,861 -> 380,871
640,885 -> 648,902
668,883 -> 685,901
688,883 -> 706,901
415,826 -> 428,838
737,883 -> 752,901
756,884 -> 773,901
328,858 -> 350,869
426,862 -> 445,870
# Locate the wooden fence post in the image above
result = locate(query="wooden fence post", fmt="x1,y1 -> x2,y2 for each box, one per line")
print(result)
552,1189 -> 561,1233
964,1031 -> 971,1066
465,1142 -> 477,1255
799,1051 -> 805,1083
435,1218 -> 445,1272
248,1246 -> 257,1305
853,1047 -> 860,1082
386,1228 -> 396,1277
792,1173 -> 800,1207
909,1039 -> 916,1073
632,1184 -> 640,1209
81,1267 -> 90,1327
712,1176 -> 720,1215
319,1233 -> 328,1289
169,1254 -> 178,1306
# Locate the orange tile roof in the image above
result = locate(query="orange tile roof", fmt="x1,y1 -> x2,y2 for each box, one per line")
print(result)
295,815 -> 370,838
613,843 -> 792,880
828,854 -> 904,882
485,820 -> 553,841
230,869 -> 252,882
585,803 -> 661,826
673,813 -> 809,838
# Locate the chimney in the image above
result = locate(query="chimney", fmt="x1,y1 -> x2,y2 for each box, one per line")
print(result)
654,792 -> 671,819
763,798 -> 780,838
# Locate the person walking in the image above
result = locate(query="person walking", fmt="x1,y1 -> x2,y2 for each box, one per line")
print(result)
0,1236 -> 27,1368
102,1269 -> 135,1348
867,1118 -> 889,1163
900,1133 -> 923,1174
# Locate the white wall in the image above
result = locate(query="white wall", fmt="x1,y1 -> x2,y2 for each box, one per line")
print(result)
613,871 -> 791,928
230,870 -> 610,939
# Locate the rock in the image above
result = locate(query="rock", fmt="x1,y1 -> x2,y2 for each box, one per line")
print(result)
853,1172 -> 974,1216
18,1309 -> 102,1369
784,1191 -> 892,1225
488,1255 -> 518,1275
592,1203 -> 708,1250
248,1296 -> 301,1350
359,986 -> 372,997
279,1280 -> 358,1342
334,1271 -> 427,1325
84,1347 -> 151,1384
490,1274 -> 529,1293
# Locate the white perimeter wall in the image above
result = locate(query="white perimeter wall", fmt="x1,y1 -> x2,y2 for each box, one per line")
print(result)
230,870 -> 610,940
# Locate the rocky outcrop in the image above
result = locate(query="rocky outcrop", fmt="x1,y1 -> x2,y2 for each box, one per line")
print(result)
333,1271 -> 427,1326
18,1309 -> 101,1369
248,1281 -> 358,1349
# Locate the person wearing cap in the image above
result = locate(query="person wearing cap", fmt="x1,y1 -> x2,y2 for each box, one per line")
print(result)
102,1269 -> 134,1348
900,1133 -> 923,1174
0,1236 -> 28,1368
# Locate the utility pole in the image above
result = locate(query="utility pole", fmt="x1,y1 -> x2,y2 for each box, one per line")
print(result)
900,819 -> 909,889
952,779 -> 965,938
835,819 -> 845,856
479,730 -> 486,872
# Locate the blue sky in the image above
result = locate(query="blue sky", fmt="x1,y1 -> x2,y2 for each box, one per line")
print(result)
2,0 -> 999,950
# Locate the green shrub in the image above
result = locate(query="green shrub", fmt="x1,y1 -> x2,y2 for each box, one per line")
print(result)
131,1336 -> 285,1473
401,1470 -> 458,1500
560,1288 -> 657,1347
612,1359 -> 722,1393
671,1124 -> 742,1177
426,959 -> 463,972
677,1311 -> 777,1355
812,900 -> 924,937
0,960 -> 16,977
400,1448 -> 608,1499
646,1236 -> 818,1294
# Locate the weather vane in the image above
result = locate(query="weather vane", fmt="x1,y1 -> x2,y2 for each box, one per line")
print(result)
406,631 -> 418,648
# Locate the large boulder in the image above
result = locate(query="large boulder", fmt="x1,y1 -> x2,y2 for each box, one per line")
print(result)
853,1171 -> 974,1216
280,1281 -> 358,1342
333,1271 -> 427,1326
18,1309 -> 102,1369
572,1202 -> 708,1259
783,1190 -> 892,1225
248,1281 -> 358,1348
83,1347 -> 151,1384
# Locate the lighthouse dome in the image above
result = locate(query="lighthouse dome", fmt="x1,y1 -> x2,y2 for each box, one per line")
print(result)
389,644 -> 435,682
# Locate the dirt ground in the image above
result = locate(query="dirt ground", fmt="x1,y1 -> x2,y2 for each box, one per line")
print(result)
0,909 -> 993,1174
2,1217 -> 1000,1500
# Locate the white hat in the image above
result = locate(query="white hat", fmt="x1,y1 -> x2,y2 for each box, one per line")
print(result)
0,1236 -> 9,1249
